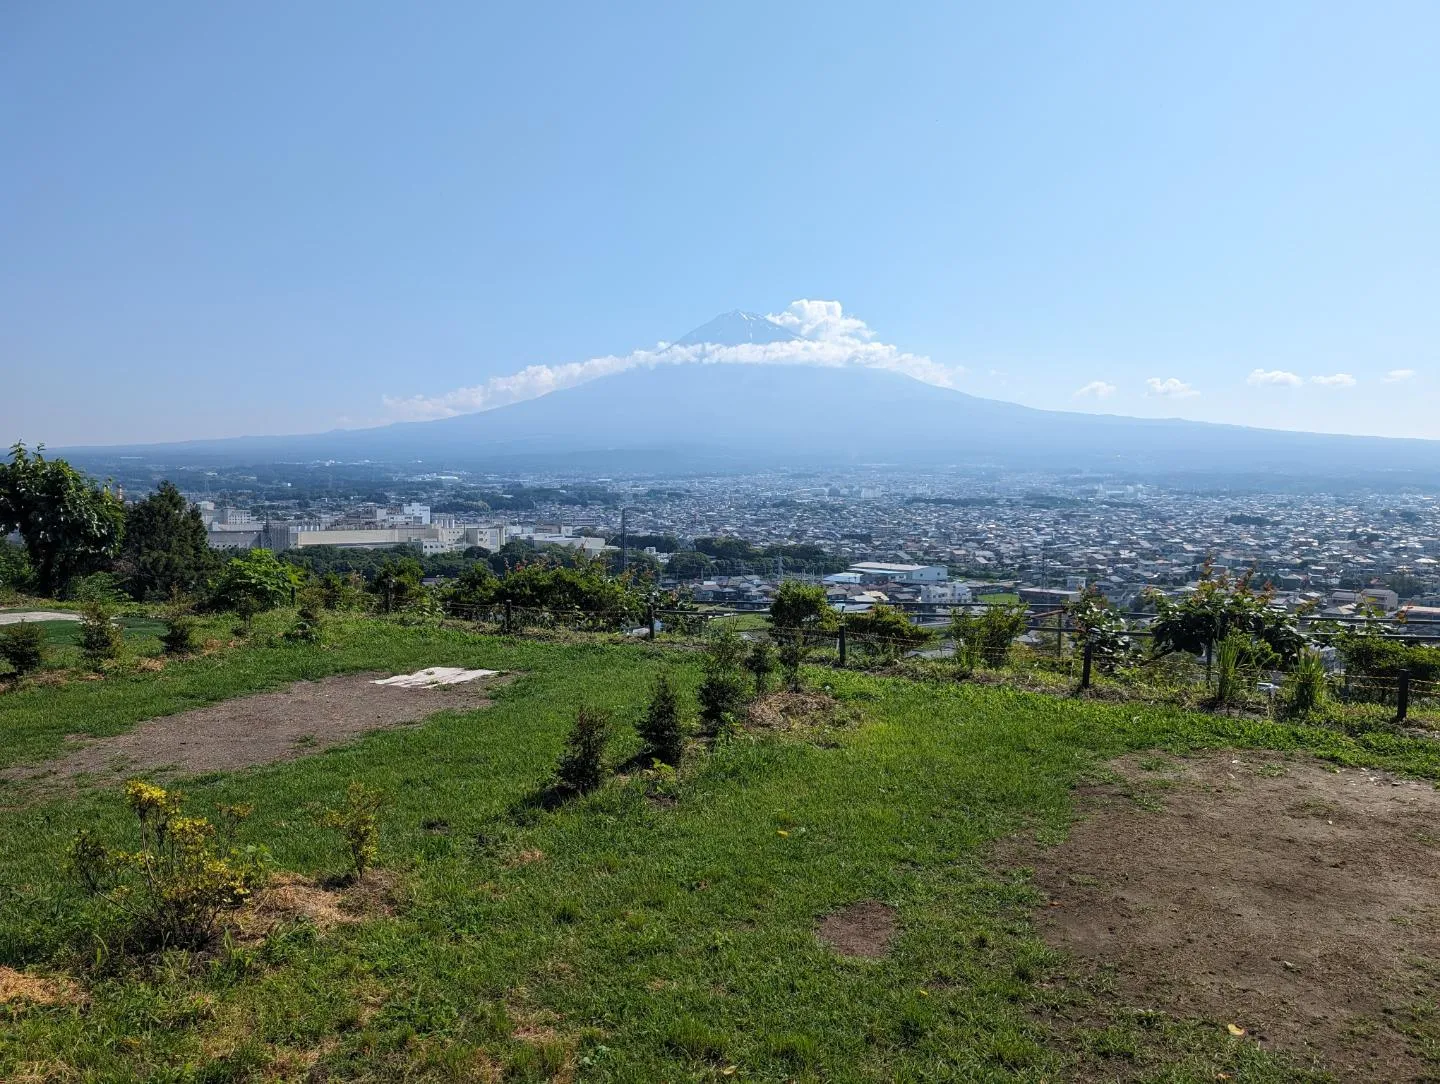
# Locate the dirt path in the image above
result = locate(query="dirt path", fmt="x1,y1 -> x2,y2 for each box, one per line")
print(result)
3,672 -> 508,787
1024,751 -> 1440,1079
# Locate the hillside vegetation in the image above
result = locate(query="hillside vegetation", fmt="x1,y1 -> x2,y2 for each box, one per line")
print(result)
2,615 -> 1438,1081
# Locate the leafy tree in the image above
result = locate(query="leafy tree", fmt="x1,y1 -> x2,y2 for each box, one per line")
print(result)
118,482 -> 219,601
1066,588 -> 1135,670
211,549 -> 301,623
0,443 -> 124,596
0,540 -> 33,592
844,605 -> 936,659
769,581 -> 837,633
638,674 -> 686,766
666,551 -> 715,580
371,555 -> 423,613
1147,568 -> 1304,666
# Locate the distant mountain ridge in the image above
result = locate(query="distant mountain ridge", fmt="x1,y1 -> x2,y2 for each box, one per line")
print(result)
57,311 -> 1440,480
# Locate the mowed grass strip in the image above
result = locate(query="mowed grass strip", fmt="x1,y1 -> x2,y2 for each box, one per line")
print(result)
2,619 -> 1437,1081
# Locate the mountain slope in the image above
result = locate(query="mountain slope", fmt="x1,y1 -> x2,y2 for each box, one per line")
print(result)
56,311 -> 1440,479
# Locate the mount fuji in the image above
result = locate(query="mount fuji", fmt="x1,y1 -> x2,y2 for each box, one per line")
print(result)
59,311 -> 1440,480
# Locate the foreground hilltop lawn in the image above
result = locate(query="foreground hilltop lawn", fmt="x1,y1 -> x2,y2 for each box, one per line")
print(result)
1,616 -> 1438,1082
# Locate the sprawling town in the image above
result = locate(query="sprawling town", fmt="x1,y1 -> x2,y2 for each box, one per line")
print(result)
164,462 -> 1440,623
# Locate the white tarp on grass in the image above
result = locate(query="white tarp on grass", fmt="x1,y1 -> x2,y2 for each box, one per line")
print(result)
372,667 -> 499,688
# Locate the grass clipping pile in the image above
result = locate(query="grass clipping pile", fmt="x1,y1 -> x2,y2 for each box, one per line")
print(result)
1025,750 -> 1440,1079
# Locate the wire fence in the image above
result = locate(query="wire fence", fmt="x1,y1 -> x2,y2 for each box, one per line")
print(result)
435,598 -> 1440,729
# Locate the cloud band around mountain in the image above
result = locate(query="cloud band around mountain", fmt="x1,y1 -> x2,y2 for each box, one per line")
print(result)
382,301 -> 963,421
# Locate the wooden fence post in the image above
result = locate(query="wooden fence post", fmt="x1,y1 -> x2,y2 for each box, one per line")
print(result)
1080,640 -> 1093,691
1397,668 -> 1411,724
503,599 -> 513,636
838,626 -> 847,668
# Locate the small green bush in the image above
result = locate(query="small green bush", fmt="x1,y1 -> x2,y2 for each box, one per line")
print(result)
638,674 -> 686,766
744,640 -> 776,697
160,603 -> 202,656
951,604 -> 1028,669
78,598 -> 123,666
777,632 -> 809,692
0,621 -> 46,675
697,628 -> 750,734
319,782 -> 385,878
555,707 -> 612,795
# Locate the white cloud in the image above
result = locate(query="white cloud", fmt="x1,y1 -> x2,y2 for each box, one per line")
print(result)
1073,380 -> 1116,399
1246,368 -> 1303,387
1145,377 -> 1199,399
383,300 -> 965,421
1311,373 -> 1357,387
1385,368 -> 1416,383
766,299 -> 875,342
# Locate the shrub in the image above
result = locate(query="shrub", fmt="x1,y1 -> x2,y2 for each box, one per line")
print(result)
697,628 -> 750,735
951,604 -> 1028,669
284,590 -> 326,643
69,781 -> 264,950
78,597 -> 124,666
777,632 -> 809,692
744,640 -> 776,698
845,605 -> 935,660
318,782 -> 386,878
1147,567 -> 1304,666
555,707 -> 613,795
0,621 -> 46,675
160,614 -> 201,656
211,549 -> 299,626
638,674 -> 686,766
1282,649 -> 1329,718
1067,589 -> 1135,670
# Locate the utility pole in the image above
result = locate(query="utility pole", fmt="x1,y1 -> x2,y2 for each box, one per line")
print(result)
621,507 -> 628,576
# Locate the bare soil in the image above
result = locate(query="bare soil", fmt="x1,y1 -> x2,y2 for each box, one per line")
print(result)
817,899 -> 899,958
1024,750 -> 1440,1079
3,672 -> 508,787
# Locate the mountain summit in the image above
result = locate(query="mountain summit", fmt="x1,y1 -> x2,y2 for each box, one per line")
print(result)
673,310 -> 800,346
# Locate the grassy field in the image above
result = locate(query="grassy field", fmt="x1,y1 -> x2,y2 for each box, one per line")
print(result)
2,615 -> 1439,1081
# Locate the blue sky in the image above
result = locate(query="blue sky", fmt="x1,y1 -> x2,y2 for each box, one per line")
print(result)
3,2 -> 1437,445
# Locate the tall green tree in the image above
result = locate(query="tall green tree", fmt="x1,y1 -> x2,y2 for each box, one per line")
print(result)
0,443 -> 124,596
118,482 -> 219,600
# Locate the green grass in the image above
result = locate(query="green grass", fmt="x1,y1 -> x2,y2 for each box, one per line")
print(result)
976,592 -> 1021,606
2,616 -> 1438,1080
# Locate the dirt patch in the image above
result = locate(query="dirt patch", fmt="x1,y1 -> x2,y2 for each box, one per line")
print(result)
1023,751 -> 1440,1079
0,966 -> 77,1006
817,899 -> 899,958
233,870 -> 400,941
3,671 -> 509,787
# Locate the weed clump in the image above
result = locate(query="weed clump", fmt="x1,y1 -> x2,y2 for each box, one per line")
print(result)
319,782 -> 386,878
1282,649 -> 1329,718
